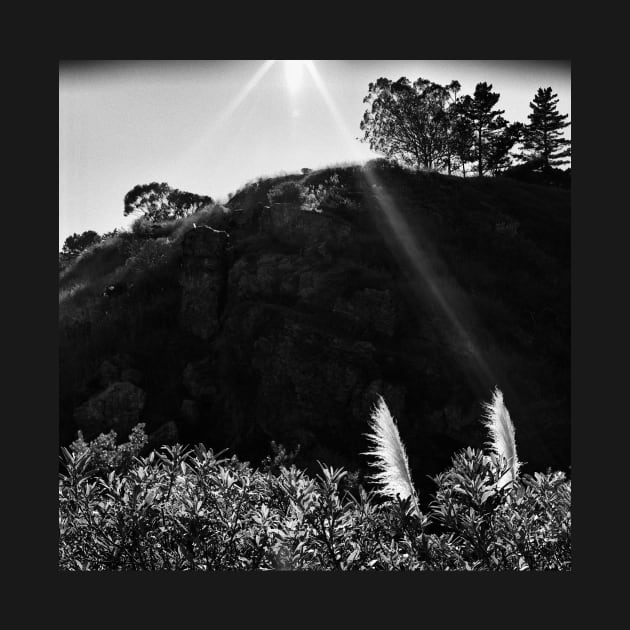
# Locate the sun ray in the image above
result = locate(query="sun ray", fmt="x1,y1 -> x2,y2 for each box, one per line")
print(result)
304,61 -> 366,162
167,60 -> 277,183
304,60 -> 500,393
284,60 -> 307,94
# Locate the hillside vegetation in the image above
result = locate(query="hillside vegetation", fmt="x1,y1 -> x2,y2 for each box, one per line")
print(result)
59,426 -> 570,570
59,160 -> 570,496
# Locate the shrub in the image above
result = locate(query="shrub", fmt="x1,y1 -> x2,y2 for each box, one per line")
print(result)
69,423 -> 148,474
302,174 -> 349,213
267,180 -> 305,205
430,447 -> 571,570
61,231 -> 102,258
59,433 -> 570,570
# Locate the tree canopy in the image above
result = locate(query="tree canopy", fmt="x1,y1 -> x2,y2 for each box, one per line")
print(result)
61,230 -> 101,257
520,87 -> 571,168
457,82 -> 509,176
124,183 -> 213,222
360,77 -> 461,171
360,77 -> 569,178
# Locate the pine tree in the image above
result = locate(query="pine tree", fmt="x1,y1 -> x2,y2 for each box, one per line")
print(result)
521,87 -> 571,168
486,121 -> 523,175
459,83 -> 506,176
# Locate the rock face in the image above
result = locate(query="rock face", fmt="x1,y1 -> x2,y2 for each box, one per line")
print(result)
61,170 -> 570,486
73,382 -> 146,441
180,226 -> 229,340
333,288 -> 399,337
258,203 -> 352,252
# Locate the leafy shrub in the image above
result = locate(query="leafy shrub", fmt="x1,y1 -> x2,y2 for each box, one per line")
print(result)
267,180 -> 305,205
68,423 -> 148,474
124,238 -> 173,276
430,447 -> 571,570
302,173 -> 356,213
59,433 -> 570,570
61,230 -> 102,258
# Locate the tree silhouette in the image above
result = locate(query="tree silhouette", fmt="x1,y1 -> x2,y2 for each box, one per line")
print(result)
360,77 -> 459,171
520,87 -> 571,168
459,83 -> 506,176
124,183 -> 213,222
61,230 -> 101,257
486,120 -> 523,175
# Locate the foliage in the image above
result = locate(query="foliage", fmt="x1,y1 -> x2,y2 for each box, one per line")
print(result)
360,77 -> 461,171
458,82 -> 507,176
70,423 -> 149,474
61,230 -> 101,258
59,431 -> 571,571
520,87 -> 571,167
267,180 -> 306,205
124,182 -> 213,222
431,448 -> 571,570
302,173 -> 357,213
486,122 -> 523,175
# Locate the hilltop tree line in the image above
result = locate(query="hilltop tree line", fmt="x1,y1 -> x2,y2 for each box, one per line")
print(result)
60,184 -> 213,260
360,81 -> 570,177
61,83 -> 568,259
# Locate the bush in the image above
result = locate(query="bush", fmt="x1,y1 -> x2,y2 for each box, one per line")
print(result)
302,173 -> 358,213
59,433 -> 570,570
267,180 -> 305,205
61,231 -> 102,258
69,423 -> 148,474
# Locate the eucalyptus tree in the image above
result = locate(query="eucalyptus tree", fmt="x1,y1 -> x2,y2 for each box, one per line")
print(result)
360,77 -> 460,171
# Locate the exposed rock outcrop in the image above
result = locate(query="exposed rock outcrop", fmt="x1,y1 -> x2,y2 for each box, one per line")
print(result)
60,168 -> 570,483
180,226 -> 229,340
258,203 -> 352,252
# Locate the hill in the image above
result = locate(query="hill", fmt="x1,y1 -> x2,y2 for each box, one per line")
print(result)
59,160 -> 570,494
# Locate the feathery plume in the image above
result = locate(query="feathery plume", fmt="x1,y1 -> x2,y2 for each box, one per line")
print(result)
481,387 -> 520,489
362,395 -> 419,516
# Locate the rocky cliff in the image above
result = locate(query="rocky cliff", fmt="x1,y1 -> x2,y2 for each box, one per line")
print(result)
59,163 -> 570,490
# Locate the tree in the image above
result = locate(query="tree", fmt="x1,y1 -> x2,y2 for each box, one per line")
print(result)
360,77 -> 458,170
124,182 -> 172,221
124,183 -> 213,222
520,87 -> 571,168
448,108 -> 475,177
486,120 -> 523,175
459,83 -> 506,176
61,230 -> 101,257
440,81 -> 463,175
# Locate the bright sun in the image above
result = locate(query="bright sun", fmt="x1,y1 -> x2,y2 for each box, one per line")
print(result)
284,60 -> 310,93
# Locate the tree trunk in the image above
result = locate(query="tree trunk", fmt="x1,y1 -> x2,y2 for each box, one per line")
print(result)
478,126 -> 483,176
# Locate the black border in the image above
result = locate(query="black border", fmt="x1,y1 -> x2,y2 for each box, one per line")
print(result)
11,6 -> 609,627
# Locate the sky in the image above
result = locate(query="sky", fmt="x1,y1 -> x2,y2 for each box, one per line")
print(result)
59,60 -> 571,248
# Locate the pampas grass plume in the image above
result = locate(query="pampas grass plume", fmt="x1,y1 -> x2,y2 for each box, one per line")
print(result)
363,395 -> 419,515
481,387 -> 520,489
